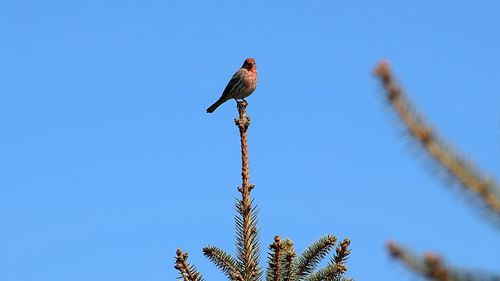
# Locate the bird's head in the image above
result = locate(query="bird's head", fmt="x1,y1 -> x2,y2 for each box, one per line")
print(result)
242,58 -> 257,71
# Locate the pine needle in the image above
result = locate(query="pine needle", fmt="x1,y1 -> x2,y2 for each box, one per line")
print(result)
295,235 -> 337,279
203,246 -> 244,281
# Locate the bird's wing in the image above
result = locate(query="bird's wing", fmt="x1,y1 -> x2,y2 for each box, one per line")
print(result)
220,69 -> 244,100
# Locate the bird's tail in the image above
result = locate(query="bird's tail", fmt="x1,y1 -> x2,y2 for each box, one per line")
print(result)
206,98 -> 225,113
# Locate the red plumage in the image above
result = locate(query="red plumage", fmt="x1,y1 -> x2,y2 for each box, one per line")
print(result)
206,58 -> 258,113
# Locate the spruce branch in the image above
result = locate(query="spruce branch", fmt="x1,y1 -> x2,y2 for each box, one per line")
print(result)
295,235 -> 337,279
306,264 -> 342,281
332,239 -> 351,275
374,61 -> 500,216
175,249 -> 204,281
266,236 -> 284,281
388,242 -> 451,281
282,239 -> 297,281
234,101 -> 262,281
386,241 -> 500,281
203,246 -> 244,281
175,101 -> 352,281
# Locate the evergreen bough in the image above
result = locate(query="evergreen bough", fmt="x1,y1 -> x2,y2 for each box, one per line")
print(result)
175,101 -> 352,281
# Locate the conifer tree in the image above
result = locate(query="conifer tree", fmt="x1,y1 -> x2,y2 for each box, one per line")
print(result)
174,101 -> 353,281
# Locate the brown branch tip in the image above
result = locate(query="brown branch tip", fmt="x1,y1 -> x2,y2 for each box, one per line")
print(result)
269,236 -> 282,281
374,60 -> 392,84
235,100 -> 251,129
387,242 -> 451,281
175,248 -> 202,281
335,238 -> 351,274
374,60 -> 401,101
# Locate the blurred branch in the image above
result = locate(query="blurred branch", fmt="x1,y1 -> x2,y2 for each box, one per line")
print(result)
374,61 -> 500,216
387,241 -> 500,281
175,249 -> 204,281
387,242 -> 451,281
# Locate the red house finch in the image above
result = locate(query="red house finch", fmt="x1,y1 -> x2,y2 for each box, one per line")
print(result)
206,58 -> 258,113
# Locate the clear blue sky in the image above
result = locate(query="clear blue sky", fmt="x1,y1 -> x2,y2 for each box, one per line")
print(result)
1,1 -> 499,281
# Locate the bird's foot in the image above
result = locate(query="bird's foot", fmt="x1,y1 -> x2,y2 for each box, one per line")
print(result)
236,99 -> 248,109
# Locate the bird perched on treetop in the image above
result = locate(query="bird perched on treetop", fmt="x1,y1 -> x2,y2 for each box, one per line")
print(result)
206,58 -> 258,113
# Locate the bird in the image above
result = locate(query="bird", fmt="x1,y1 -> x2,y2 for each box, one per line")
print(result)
206,58 -> 258,113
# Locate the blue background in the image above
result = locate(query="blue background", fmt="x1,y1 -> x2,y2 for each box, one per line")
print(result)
0,1 -> 499,280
